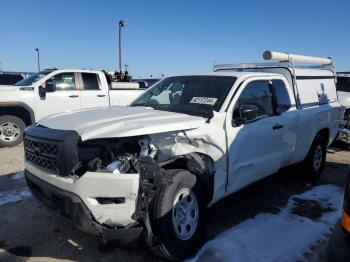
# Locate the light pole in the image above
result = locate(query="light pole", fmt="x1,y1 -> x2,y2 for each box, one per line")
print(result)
35,48 -> 40,71
118,20 -> 125,73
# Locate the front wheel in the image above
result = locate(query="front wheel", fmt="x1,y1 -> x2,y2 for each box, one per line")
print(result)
150,169 -> 205,261
0,115 -> 26,147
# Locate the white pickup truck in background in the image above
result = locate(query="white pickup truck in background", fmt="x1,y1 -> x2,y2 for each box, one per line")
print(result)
24,51 -> 340,260
0,69 -> 146,147
336,72 -> 350,143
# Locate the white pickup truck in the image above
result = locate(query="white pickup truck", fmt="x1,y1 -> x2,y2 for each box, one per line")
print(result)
24,51 -> 340,261
337,72 -> 350,143
0,69 -> 145,147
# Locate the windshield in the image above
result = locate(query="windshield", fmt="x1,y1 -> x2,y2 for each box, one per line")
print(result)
132,76 -> 236,118
15,69 -> 55,86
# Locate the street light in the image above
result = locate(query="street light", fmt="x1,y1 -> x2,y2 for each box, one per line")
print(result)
118,20 -> 125,73
35,48 -> 40,71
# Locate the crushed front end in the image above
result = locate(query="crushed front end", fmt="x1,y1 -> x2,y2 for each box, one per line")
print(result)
23,125 -> 163,244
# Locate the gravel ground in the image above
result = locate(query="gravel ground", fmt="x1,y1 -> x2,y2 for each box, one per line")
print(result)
0,144 -> 24,176
0,142 -> 349,262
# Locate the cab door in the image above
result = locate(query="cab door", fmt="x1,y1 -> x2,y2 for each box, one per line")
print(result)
34,72 -> 81,120
78,72 -> 109,109
269,79 -> 298,166
225,78 -> 285,194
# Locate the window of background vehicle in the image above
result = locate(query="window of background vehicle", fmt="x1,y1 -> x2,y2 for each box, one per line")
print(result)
82,73 -> 100,90
271,79 -> 291,112
0,74 -> 24,85
53,73 -> 76,91
236,80 -> 273,117
15,69 -> 54,86
336,77 -> 350,92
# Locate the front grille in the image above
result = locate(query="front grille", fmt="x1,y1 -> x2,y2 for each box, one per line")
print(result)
24,136 -> 59,174
25,138 -> 59,156
24,126 -> 79,176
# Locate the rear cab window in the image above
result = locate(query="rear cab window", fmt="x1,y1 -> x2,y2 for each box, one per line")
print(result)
81,73 -> 100,90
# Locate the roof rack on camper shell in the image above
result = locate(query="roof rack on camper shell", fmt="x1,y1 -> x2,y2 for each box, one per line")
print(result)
213,50 -> 335,72
214,51 -> 337,110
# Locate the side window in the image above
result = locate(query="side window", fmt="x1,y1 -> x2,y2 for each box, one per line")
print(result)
236,80 -> 273,117
82,73 -> 100,90
271,80 -> 291,112
51,73 -> 76,91
336,77 -> 350,92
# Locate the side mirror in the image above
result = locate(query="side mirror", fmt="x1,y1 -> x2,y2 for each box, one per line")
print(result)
276,105 -> 289,115
38,86 -> 46,98
233,104 -> 259,126
45,79 -> 56,92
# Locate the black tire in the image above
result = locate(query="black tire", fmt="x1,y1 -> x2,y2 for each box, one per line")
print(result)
0,115 -> 26,147
300,134 -> 327,180
149,169 -> 206,261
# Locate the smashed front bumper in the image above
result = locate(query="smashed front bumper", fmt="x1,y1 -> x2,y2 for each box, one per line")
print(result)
25,164 -> 143,244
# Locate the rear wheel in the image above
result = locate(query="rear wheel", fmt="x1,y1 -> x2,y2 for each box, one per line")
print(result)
300,134 -> 327,180
0,115 -> 26,147
150,169 -> 205,261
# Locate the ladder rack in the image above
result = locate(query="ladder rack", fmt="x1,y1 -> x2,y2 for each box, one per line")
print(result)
213,50 -> 335,72
213,61 -> 334,72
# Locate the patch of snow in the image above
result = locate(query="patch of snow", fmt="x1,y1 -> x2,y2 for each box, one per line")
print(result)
191,185 -> 344,262
11,171 -> 24,180
0,188 -> 32,206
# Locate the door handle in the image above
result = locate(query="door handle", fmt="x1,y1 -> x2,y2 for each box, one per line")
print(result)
69,95 -> 79,98
97,94 -> 106,97
272,124 -> 284,130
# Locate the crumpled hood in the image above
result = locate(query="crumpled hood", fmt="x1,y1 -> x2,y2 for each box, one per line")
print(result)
0,85 -> 20,91
38,106 -> 206,141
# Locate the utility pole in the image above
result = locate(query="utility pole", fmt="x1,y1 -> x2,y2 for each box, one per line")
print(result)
118,20 -> 125,73
35,48 -> 40,71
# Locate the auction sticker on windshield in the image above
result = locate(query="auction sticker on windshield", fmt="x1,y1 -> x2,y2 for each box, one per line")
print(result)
190,97 -> 218,105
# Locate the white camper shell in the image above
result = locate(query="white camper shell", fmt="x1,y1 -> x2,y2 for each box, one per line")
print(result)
214,50 -> 337,109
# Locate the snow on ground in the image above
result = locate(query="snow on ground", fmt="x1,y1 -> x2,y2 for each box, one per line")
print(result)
0,187 -> 32,206
191,185 -> 344,262
10,171 -> 24,180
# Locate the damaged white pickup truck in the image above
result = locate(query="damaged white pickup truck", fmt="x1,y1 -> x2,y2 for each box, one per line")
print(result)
24,51 -> 340,260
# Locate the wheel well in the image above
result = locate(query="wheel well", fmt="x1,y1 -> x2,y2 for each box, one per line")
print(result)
316,128 -> 330,145
0,106 -> 33,126
161,153 -> 215,204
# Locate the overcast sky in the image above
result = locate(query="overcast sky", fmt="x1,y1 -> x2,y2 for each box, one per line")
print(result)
0,0 -> 349,77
